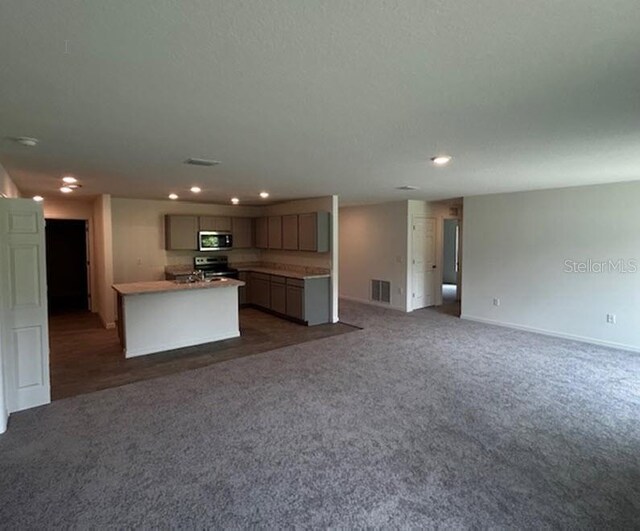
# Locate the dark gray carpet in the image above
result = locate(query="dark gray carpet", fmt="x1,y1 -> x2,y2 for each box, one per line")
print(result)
1,300 -> 639,528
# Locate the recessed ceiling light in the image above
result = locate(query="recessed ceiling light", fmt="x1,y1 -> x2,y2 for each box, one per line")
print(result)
231,197 -> 240,205
14,136 -> 39,147
33,195 -> 44,202
62,176 -> 77,184
168,193 -> 178,200
190,186 -> 202,193
259,192 -> 269,199
60,186 -> 73,194
396,185 -> 419,191
431,155 -> 452,166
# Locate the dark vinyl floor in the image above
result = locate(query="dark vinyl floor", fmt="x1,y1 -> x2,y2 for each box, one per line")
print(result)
49,308 -> 358,400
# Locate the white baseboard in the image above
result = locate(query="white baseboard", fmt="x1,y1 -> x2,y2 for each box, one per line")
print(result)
461,314 -> 640,353
98,313 -> 116,329
339,295 -> 407,312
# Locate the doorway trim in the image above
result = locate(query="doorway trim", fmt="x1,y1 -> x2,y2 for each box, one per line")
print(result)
437,208 -> 463,306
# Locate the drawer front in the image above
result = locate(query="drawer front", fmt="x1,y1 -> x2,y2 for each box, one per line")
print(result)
270,275 -> 286,285
286,277 -> 305,288
251,272 -> 270,282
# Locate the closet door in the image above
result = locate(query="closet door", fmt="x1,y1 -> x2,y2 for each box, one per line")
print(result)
0,199 -> 50,422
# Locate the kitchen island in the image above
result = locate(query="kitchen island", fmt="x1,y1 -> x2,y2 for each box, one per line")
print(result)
112,278 -> 244,358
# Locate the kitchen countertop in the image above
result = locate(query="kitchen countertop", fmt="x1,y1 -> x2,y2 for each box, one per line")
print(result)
234,266 -> 330,280
113,278 -> 244,296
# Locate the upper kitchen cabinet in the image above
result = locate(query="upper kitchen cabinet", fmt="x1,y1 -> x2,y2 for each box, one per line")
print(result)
282,214 -> 299,250
298,212 -> 330,252
255,217 -> 268,249
231,217 -> 254,248
199,216 -> 232,232
268,216 -> 282,249
165,215 -> 198,250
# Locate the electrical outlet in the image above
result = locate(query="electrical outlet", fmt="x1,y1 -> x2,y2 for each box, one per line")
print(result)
606,313 -> 616,324
398,287 -> 403,295
493,298 -> 500,307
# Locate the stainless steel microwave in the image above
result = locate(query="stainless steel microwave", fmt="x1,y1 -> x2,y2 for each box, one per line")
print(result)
198,231 -> 233,251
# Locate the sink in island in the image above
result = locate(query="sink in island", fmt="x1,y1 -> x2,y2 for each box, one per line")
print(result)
112,278 -> 245,358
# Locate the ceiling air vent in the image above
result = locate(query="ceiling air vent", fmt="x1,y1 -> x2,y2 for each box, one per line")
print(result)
371,280 -> 391,304
184,158 -> 221,167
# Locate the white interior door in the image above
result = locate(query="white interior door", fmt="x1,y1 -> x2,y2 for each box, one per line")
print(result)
0,199 -> 50,416
411,216 -> 436,310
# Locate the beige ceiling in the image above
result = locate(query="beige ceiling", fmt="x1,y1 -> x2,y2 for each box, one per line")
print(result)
1,1 -> 639,204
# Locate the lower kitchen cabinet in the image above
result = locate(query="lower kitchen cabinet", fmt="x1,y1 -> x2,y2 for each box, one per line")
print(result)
270,277 -> 287,314
249,273 -> 270,308
238,272 -> 248,305
285,285 -> 304,320
243,271 -> 330,325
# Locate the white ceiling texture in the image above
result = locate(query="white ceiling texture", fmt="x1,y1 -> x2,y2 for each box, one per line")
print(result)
1,1 -> 639,204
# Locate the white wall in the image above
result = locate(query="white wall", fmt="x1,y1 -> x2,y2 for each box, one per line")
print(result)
93,195 -> 115,327
43,198 -> 98,313
340,201 -> 409,311
340,199 -> 461,312
0,163 -> 20,198
462,181 -> 640,352
111,198 -> 262,283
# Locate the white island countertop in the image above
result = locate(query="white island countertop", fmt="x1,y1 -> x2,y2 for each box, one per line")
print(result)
113,278 -> 244,296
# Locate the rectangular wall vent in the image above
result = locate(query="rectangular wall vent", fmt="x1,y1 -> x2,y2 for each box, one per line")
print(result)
184,158 -> 221,167
371,280 -> 391,303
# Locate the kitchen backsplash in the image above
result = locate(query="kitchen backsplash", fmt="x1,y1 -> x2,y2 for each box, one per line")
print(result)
165,249 -> 260,266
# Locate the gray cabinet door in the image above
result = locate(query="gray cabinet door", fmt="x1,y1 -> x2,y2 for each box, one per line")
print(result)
165,215 -> 198,250
232,217 -> 254,248
255,217 -> 268,249
238,272 -> 248,305
215,216 -> 232,231
298,213 -> 317,251
250,276 -> 270,308
200,216 -> 232,231
298,212 -> 330,252
268,216 -> 282,249
282,214 -> 299,250
270,282 -> 286,314
286,285 -> 304,320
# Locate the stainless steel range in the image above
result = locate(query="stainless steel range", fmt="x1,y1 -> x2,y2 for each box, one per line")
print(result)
193,256 -> 239,279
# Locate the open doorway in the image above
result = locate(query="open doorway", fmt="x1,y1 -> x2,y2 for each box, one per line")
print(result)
442,219 -> 459,303
438,217 -> 461,317
45,219 -> 90,314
